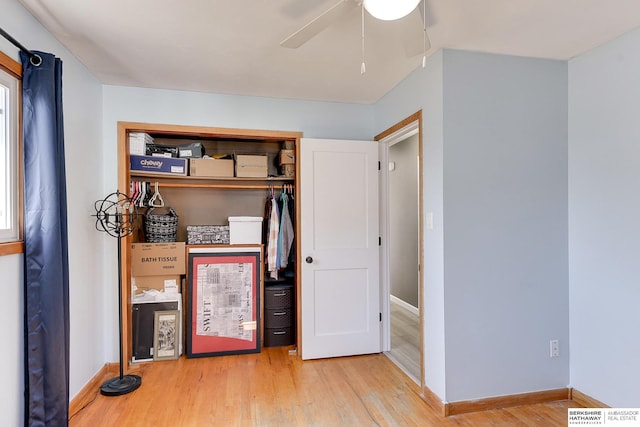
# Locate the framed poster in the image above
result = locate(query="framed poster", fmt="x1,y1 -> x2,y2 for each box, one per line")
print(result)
186,245 -> 262,357
153,310 -> 180,361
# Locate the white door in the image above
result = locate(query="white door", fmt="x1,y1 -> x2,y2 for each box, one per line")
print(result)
300,138 -> 380,360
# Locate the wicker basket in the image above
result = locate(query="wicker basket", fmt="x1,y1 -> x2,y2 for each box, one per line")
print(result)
144,207 -> 178,242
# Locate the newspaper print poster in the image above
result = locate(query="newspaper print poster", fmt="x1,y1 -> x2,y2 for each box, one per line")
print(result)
195,261 -> 253,341
187,246 -> 262,358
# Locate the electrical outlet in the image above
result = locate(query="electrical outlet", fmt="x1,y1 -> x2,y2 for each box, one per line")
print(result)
550,340 -> 559,358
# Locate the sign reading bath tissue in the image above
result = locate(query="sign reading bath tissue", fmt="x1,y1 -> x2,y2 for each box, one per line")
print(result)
131,242 -> 186,276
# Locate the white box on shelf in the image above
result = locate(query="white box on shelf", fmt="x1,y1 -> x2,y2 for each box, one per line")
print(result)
228,216 -> 263,244
129,132 -> 153,155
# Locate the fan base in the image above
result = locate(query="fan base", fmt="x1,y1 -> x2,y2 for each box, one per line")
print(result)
100,375 -> 142,396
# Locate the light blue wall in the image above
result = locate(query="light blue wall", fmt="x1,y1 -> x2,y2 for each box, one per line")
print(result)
103,85 -> 373,142
442,50 -> 569,401
568,27 -> 640,407
1,0 -> 104,421
374,50 -> 446,399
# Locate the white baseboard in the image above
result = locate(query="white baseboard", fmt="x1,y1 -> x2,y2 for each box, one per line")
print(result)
390,294 -> 419,315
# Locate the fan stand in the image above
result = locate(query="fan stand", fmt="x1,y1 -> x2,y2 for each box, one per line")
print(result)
99,228 -> 142,395
94,191 -> 142,396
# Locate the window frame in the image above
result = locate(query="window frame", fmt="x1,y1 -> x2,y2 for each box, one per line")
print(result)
0,49 -> 23,256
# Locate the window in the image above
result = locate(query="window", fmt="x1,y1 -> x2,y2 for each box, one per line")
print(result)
0,56 -> 20,245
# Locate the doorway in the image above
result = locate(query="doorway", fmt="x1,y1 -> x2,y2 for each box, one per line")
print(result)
376,112 -> 424,387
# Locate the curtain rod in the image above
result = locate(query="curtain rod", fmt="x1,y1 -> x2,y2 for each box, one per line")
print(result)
0,26 -> 42,66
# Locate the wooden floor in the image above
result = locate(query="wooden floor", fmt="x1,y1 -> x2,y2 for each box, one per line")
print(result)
387,299 -> 421,382
70,347 -> 579,426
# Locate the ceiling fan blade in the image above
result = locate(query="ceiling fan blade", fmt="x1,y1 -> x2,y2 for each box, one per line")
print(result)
280,0 -> 328,19
280,0 -> 358,49
418,0 -> 437,28
404,0 -> 433,57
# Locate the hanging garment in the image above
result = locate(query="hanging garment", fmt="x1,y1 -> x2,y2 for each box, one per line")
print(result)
275,194 -> 283,270
267,193 -> 280,279
279,193 -> 294,269
286,186 -> 296,266
263,194 -> 273,267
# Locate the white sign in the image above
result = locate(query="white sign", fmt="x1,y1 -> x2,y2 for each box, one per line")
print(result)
568,409 -> 640,426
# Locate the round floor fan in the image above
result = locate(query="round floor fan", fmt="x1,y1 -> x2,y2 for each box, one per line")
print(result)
93,190 -> 142,396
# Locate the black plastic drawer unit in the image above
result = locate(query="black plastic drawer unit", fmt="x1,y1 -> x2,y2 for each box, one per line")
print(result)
264,284 -> 294,347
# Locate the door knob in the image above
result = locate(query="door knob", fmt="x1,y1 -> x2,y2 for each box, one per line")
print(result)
305,256 -> 313,264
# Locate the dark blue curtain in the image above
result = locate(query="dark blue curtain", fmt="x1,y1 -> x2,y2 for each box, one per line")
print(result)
21,51 -> 69,427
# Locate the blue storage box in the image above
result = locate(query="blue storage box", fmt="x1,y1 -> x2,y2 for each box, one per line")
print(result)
130,155 -> 188,176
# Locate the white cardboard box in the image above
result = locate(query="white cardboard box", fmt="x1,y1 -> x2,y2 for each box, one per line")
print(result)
129,132 -> 153,155
130,242 -> 186,276
228,216 -> 263,244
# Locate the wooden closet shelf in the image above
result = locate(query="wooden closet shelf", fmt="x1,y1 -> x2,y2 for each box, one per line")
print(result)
131,173 -> 294,189
156,182 -> 291,190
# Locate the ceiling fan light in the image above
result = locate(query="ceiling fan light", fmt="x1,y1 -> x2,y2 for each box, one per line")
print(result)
363,0 -> 421,21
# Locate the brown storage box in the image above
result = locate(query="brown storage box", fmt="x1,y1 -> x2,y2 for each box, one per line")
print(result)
131,242 -> 186,276
189,158 -> 234,177
235,155 -> 268,178
281,164 -> 295,178
133,275 -> 181,294
279,149 -> 295,165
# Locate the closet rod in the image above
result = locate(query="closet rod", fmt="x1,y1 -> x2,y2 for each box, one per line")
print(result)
132,181 -> 295,190
0,26 -> 42,66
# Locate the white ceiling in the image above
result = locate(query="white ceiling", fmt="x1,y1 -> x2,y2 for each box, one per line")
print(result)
18,0 -> 640,104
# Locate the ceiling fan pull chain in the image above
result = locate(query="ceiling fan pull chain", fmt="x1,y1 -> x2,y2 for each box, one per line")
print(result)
361,3 -> 366,74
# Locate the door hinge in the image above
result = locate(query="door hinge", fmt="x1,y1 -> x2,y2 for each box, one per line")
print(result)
379,312 -> 382,322
378,236 -> 381,246
378,161 -> 381,171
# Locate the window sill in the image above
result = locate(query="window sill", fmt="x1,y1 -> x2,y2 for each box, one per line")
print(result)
0,241 -> 24,256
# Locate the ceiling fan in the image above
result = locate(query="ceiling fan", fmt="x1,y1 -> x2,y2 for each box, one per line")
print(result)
280,0 -> 432,58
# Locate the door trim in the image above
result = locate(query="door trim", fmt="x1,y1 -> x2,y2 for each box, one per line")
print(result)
375,111 -> 424,390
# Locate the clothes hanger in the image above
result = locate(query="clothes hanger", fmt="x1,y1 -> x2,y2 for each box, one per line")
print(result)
148,181 -> 165,207
131,181 -> 141,207
139,181 -> 147,207
129,181 -> 137,202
